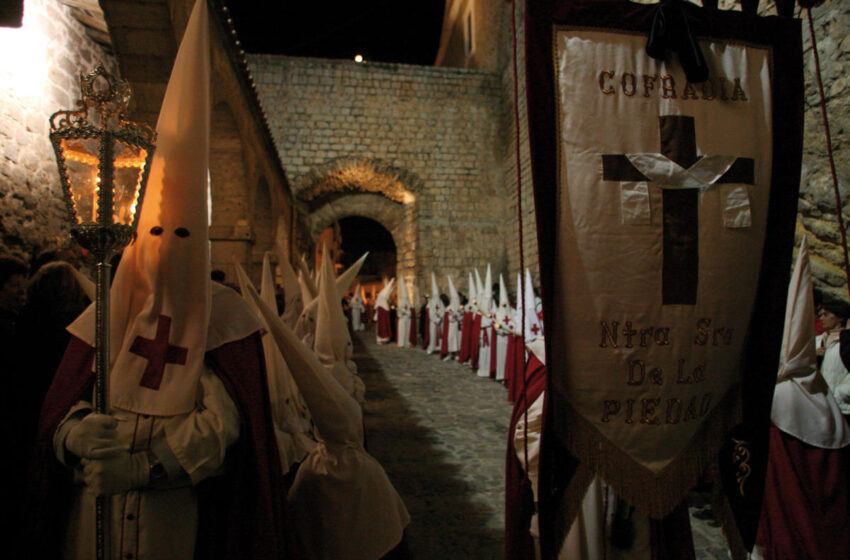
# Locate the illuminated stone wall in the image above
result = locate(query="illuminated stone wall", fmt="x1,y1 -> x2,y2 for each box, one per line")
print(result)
249,54 -> 507,297
0,0 -> 116,260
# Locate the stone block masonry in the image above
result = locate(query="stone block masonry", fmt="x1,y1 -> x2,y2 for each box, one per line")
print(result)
0,0 -> 117,260
249,54 -> 510,293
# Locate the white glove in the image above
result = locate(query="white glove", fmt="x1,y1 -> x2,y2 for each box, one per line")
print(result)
65,413 -> 124,459
82,451 -> 148,495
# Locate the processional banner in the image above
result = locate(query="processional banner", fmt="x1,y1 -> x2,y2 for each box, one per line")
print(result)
524,0 -> 802,549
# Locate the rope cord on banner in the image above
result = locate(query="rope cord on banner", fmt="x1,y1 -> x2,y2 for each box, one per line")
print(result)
806,7 -> 850,300
510,0 -> 530,474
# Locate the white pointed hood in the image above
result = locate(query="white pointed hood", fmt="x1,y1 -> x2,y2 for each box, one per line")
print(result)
466,272 -> 477,313
246,282 -> 361,445
496,273 -> 510,326
772,236 -> 850,448
428,272 -> 440,313
481,264 -> 493,314
351,282 -> 363,305
376,278 -> 395,311
474,268 -> 483,307
524,268 -> 543,342
398,276 -> 410,308
245,283 -> 410,560
336,252 -> 369,297
313,246 -> 351,366
447,275 -> 460,312
276,245 -> 303,329
68,0 -> 228,415
297,255 -> 318,301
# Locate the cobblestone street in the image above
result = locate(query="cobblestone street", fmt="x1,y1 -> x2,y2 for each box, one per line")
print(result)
353,328 -> 731,559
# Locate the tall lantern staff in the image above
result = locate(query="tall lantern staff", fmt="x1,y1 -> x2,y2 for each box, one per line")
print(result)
49,64 -> 156,560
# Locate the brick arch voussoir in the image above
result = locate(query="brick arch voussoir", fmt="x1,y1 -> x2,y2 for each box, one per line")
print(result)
308,193 -> 404,251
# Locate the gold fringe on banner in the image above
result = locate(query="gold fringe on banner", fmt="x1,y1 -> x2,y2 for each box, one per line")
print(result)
550,384 -> 741,524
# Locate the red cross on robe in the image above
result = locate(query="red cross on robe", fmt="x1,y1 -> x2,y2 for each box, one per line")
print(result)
130,315 -> 189,390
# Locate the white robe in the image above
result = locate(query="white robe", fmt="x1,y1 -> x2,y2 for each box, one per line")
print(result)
477,306 -> 493,378
397,303 -> 412,348
350,298 -> 365,331
818,332 -> 850,415
447,308 -> 461,353
57,367 -> 240,560
426,301 -> 444,354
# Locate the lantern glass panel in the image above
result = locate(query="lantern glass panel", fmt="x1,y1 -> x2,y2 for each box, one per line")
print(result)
113,139 -> 148,226
60,137 -> 101,224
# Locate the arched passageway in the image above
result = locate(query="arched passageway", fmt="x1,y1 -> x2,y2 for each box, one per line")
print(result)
317,216 -> 397,302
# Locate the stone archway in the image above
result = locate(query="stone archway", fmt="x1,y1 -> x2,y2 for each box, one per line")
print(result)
293,158 -> 419,280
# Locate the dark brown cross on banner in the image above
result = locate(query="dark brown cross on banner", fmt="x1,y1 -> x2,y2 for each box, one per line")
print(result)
602,115 -> 754,305
130,314 -> 189,390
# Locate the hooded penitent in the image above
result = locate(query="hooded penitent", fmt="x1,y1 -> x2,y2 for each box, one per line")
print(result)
458,271 -> 477,364
444,275 -> 461,356
495,273 -> 511,381
56,3 -> 286,558
426,272 -> 443,355
396,276 -> 412,348
350,282 -> 366,332
375,277 -> 395,344
755,236 -> 850,559
313,245 -> 365,402
246,283 -> 410,560
67,0 -> 260,416
295,252 -> 368,346
477,264 -> 494,378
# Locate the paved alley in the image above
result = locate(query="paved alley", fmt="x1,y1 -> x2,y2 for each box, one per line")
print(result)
353,328 -> 731,559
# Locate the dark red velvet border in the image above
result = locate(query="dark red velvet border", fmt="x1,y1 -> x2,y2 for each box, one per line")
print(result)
524,1 -> 803,555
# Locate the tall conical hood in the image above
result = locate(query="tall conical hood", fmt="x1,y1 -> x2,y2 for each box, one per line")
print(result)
351,282 -> 363,304
474,268 -> 483,302
398,275 -> 409,307
497,273 -> 510,324
336,252 -> 369,297
771,236 -> 850,448
481,264 -> 493,312
524,268 -> 543,342
245,283 -> 362,446
276,245 -> 303,328
447,275 -> 460,310
466,272 -> 477,312
297,255 -> 318,300
314,245 -> 353,369
69,0 -> 214,415
376,277 -> 395,310
431,272 -> 440,301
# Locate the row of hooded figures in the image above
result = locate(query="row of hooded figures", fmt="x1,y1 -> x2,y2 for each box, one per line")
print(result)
350,265 -> 545,403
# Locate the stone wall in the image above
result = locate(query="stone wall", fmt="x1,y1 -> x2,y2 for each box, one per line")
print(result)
795,0 -> 850,301
0,0 -> 116,260
249,54 -> 508,296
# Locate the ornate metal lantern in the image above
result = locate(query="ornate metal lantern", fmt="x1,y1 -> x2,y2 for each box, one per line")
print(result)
50,64 -> 155,257
49,64 -> 155,560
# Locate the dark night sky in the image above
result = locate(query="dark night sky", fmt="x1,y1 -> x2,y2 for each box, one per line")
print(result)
226,1 -> 446,66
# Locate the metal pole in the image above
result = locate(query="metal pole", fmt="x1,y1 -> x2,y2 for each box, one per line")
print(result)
94,257 -> 111,560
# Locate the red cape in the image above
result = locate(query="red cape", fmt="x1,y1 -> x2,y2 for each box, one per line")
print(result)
377,306 -> 393,341
408,309 -> 417,347
755,424 -> 850,559
505,351 -> 547,560
421,308 -> 430,349
489,325 -> 498,378
505,334 -> 524,402
469,314 -> 481,370
458,312 -> 473,363
26,334 -> 289,559
440,312 -> 450,358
